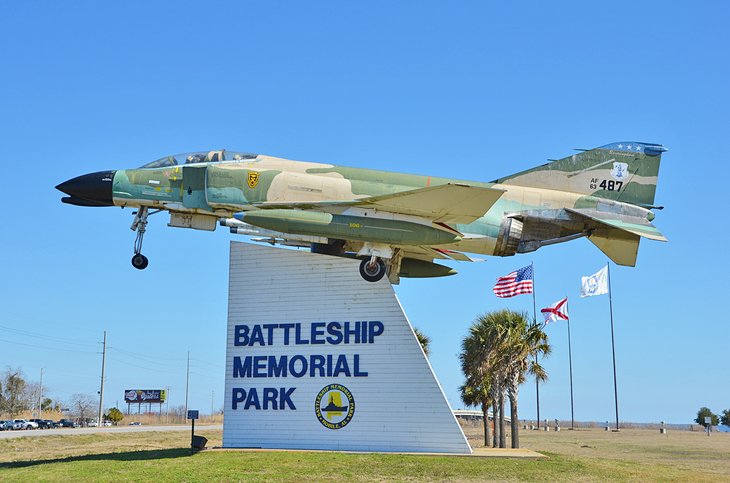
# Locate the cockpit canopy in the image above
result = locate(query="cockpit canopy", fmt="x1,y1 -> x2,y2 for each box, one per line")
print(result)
138,150 -> 258,169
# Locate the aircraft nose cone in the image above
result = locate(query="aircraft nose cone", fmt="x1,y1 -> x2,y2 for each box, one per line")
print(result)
56,170 -> 116,206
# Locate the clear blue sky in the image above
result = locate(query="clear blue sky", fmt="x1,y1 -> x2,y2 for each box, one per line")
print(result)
1,1 -> 727,424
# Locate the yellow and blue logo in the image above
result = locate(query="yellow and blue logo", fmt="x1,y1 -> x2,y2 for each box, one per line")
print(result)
315,384 -> 355,430
247,171 -> 260,189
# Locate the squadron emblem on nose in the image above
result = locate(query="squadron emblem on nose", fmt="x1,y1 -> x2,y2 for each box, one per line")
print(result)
248,171 -> 260,189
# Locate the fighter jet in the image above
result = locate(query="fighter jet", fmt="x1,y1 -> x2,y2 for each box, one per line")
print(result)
56,142 -> 667,283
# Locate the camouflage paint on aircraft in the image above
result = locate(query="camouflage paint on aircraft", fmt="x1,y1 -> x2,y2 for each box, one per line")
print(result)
56,143 -> 667,282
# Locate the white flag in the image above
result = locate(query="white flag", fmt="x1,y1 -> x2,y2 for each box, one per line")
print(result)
581,265 -> 609,297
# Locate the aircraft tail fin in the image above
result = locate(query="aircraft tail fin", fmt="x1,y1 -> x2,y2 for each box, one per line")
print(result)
493,142 -> 667,207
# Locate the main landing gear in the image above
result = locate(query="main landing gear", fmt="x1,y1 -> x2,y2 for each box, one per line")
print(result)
130,207 -> 161,270
356,243 -> 399,283
359,256 -> 387,283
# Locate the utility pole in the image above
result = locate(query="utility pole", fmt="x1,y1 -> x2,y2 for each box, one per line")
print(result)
185,351 -> 190,416
38,368 -> 44,420
98,331 -> 107,427
166,386 -> 170,423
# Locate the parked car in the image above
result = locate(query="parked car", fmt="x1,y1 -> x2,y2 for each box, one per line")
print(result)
29,419 -> 54,429
57,419 -> 78,428
0,420 -> 12,431
12,419 -> 38,430
128,421 -> 142,426
44,419 -> 60,429
102,421 -> 112,427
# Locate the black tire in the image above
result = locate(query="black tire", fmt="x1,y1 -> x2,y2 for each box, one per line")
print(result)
131,254 -> 149,270
359,258 -> 386,282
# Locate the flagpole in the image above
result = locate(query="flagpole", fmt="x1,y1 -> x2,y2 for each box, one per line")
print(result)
531,262 -> 540,429
607,263 -> 620,431
566,297 -> 575,430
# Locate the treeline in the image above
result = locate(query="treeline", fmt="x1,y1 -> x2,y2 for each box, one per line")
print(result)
0,368 -> 61,418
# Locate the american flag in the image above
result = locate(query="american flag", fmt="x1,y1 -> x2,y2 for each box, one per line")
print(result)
493,265 -> 534,298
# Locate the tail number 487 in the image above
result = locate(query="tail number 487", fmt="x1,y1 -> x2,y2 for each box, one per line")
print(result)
590,179 -> 623,191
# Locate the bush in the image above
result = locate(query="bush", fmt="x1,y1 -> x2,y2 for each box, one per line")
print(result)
106,407 -> 123,425
695,407 -> 718,428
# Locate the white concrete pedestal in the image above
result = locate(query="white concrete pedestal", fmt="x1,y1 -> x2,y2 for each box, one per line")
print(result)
222,242 -> 472,454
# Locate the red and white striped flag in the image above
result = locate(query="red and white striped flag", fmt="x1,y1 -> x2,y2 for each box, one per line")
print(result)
493,265 -> 534,298
541,297 -> 569,324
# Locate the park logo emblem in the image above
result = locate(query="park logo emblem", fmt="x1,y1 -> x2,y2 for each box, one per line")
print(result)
315,384 -> 355,430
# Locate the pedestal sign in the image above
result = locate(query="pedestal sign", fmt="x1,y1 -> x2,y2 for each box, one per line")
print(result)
223,242 -> 471,454
187,410 -> 199,453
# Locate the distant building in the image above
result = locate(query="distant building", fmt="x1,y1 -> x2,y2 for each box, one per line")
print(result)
453,409 -> 510,423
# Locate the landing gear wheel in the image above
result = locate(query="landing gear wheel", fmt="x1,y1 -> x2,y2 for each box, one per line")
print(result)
129,206 -> 161,271
359,257 -> 386,282
131,253 -> 149,270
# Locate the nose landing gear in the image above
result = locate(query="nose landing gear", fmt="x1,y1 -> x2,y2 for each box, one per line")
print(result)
130,207 -> 161,270
131,252 -> 149,270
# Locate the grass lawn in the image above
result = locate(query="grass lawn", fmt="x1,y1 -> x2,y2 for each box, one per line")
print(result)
0,427 -> 728,481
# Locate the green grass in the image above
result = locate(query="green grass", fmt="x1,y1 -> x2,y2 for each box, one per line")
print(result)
1,428 -> 728,482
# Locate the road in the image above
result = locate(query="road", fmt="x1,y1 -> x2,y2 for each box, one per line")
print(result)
0,424 -> 222,440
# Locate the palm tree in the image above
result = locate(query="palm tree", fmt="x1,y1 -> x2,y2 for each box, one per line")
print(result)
460,310 -> 551,449
459,358 -> 492,446
492,399 -> 499,448
459,380 -> 491,447
497,311 -> 550,448
413,327 -> 431,358
459,312 -> 504,447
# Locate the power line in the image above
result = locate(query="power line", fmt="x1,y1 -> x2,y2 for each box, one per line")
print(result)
0,324 -> 98,347
106,356 -> 182,375
0,310 -> 105,342
0,337 -> 97,354
107,348 -> 185,368
189,356 -> 224,368
190,364 -> 223,373
47,370 -> 99,380
189,371 -> 222,382
109,347 -> 186,362
106,352 -> 220,379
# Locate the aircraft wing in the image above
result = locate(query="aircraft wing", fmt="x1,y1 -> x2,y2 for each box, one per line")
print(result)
253,183 -> 504,225
351,184 -> 504,224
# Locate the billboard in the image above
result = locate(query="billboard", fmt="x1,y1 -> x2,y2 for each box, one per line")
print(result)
124,389 -> 167,404
223,242 -> 471,454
